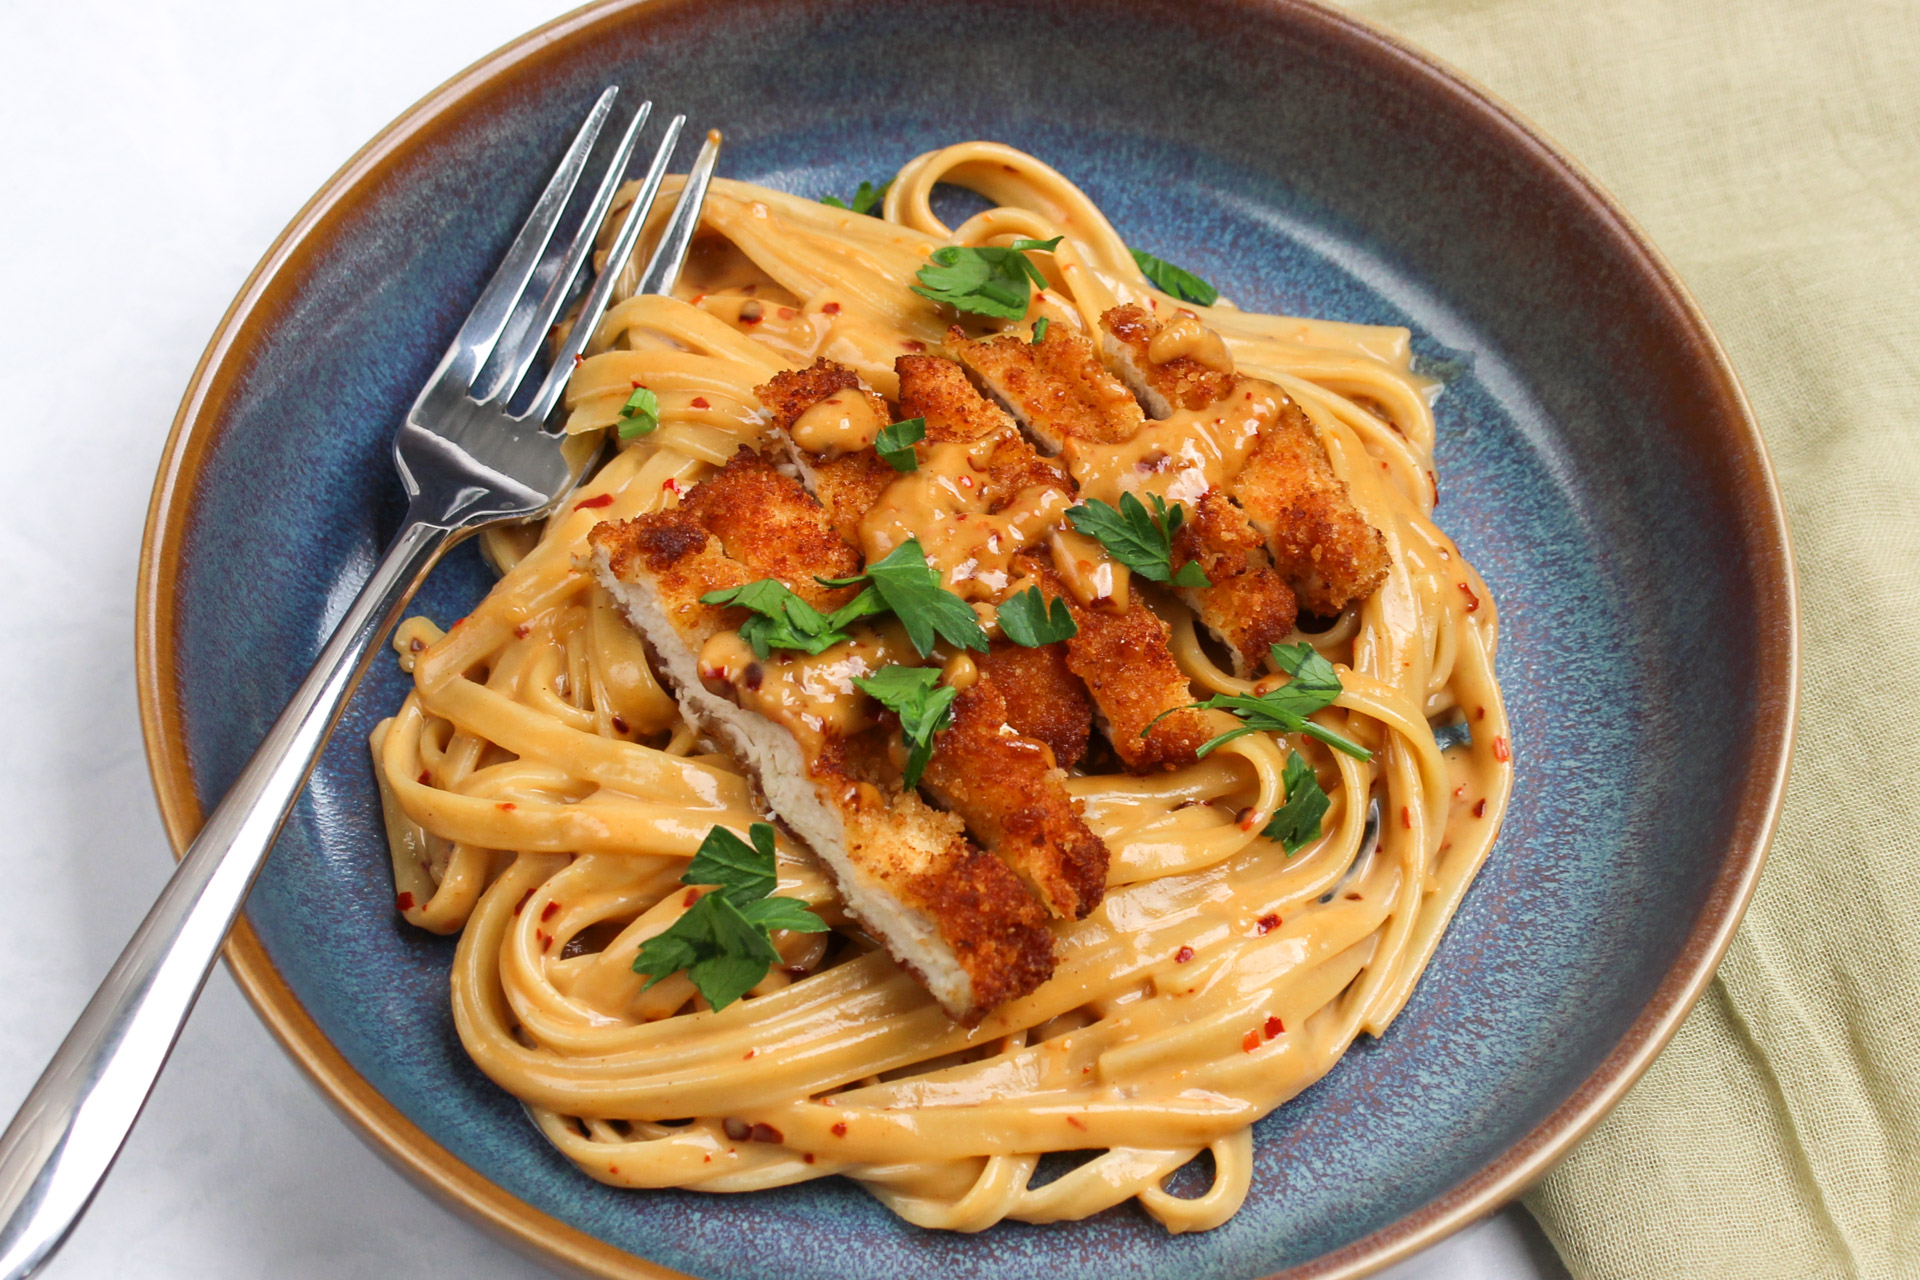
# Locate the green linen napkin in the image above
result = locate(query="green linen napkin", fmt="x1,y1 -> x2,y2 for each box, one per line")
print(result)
1330,0 -> 1920,1275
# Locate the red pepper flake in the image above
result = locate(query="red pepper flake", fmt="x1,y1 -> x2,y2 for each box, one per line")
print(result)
777,306 -> 796,320
497,801 -> 516,811
1345,892 -> 1363,901
803,1152 -> 816,1164
822,301 -> 841,315
513,623 -> 531,639
609,1164 -> 619,1174
1475,705 -> 1486,720
1453,785 -> 1466,798
1235,807 -> 1256,832
540,901 -> 560,923
1174,946 -> 1195,964
1459,582 -> 1480,612
409,637 -> 424,653
743,662 -> 764,692
1256,913 -> 1279,935
683,889 -> 700,908
450,616 -> 466,628
536,931 -> 551,950
749,1123 -> 783,1144
831,1121 -> 847,1136
572,352 -> 585,365
661,477 -> 681,496
630,379 -> 644,389
1264,1015 -> 1285,1039
690,396 -> 710,408
1401,805 -> 1413,829
1242,1029 -> 1261,1053
901,339 -> 926,352
611,714 -> 629,734
1473,799 -> 1487,818
417,770 -> 431,785
743,1047 -> 758,1059
1066,1116 -> 1088,1131
396,892 -> 415,911
1429,470 -> 1440,504
574,492 -> 615,510
1493,735 -> 1510,762
703,1155 -> 711,1163
513,888 -> 534,915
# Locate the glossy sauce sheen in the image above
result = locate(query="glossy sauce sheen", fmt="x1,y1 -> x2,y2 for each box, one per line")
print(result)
1068,378 -> 1284,507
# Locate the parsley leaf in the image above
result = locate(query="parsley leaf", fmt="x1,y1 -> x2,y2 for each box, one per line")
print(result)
1031,317 -> 1050,344
911,237 -> 1063,320
995,586 -> 1077,647
631,820 -> 826,1011
632,893 -> 779,1010
1129,248 -> 1220,307
701,579 -> 849,659
854,665 -> 958,789
821,177 -> 892,216
615,386 -> 660,440
1065,491 -> 1211,588
819,539 -> 989,657
1263,750 -> 1331,854
875,417 -> 925,472
683,822 -> 780,906
1147,640 -> 1372,760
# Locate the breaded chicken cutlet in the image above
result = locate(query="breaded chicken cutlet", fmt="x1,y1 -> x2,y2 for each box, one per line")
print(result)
589,448 -> 1053,1023
761,357 -> 1111,918
1100,304 -> 1390,617
948,322 -> 1300,676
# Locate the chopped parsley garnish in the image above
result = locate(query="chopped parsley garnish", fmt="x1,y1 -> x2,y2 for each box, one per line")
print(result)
875,417 -> 926,472
911,236 -> 1063,320
818,539 -> 989,657
1031,317 -> 1050,344
1151,641 -> 1373,760
995,586 -> 1077,647
615,386 -> 660,440
1263,751 -> 1331,854
631,822 -> 827,1010
820,177 -> 892,216
1432,718 -> 1473,752
854,665 -> 958,789
1129,248 -> 1220,307
1066,491 -> 1211,588
700,578 -> 882,659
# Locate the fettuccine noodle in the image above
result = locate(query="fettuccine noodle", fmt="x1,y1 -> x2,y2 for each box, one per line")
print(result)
371,142 -> 1511,1233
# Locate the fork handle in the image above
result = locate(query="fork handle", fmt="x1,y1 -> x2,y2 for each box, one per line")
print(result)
0,515 -> 454,1280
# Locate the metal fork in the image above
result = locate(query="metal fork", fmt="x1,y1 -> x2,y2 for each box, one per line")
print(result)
0,87 -> 721,1280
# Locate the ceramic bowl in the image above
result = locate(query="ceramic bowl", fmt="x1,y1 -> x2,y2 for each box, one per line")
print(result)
137,1 -> 1796,1276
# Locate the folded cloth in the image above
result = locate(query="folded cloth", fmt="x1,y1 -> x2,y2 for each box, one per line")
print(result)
1329,0 -> 1920,1275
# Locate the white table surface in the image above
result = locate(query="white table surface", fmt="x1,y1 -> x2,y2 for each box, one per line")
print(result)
0,3 -> 1570,1276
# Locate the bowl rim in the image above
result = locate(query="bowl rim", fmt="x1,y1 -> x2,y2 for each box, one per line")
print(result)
134,0 -> 1798,1275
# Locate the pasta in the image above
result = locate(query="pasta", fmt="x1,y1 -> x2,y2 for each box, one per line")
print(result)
370,141 -> 1511,1233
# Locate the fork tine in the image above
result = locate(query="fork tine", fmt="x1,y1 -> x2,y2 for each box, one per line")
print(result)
427,87 -> 619,396
632,129 -> 723,299
479,99 -> 655,404
522,115 -> 688,423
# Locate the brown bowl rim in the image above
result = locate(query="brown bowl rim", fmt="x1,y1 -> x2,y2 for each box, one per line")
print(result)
134,1 -> 1798,1276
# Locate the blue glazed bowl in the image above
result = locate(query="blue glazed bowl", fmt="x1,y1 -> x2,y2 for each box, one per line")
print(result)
137,1 -> 1796,1276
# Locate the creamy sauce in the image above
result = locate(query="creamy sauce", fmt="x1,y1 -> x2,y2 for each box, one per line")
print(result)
859,438 -> 1073,601
1147,314 -> 1233,372
1065,378 -> 1285,509
1049,527 -> 1129,609
791,391 -> 883,456
696,623 -> 916,753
